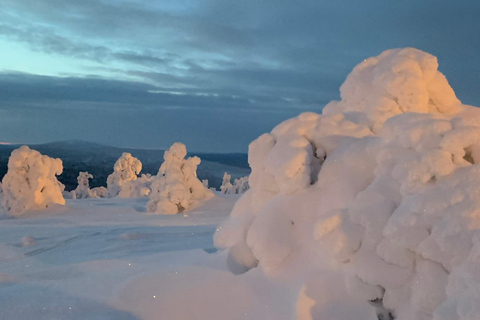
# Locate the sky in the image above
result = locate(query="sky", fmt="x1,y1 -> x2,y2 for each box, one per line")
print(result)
0,0 -> 479,152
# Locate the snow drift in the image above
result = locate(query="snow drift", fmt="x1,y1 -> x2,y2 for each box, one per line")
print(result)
1,145 -> 65,215
214,48 -> 480,320
147,142 -> 214,214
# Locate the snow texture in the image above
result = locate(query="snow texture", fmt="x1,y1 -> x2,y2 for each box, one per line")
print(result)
147,142 -> 215,214
106,153 -> 143,198
1,146 -> 65,216
215,48 -> 480,320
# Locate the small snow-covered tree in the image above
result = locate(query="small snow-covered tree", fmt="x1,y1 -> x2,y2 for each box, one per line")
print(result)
1,146 -> 65,215
202,179 -> 209,189
220,172 -> 249,194
220,172 -> 233,194
147,142 -> 214,214
91,186 -> 107,198
233,176 -> 249,194
67,171 -> 108,199
118,173 -> 153,198
71,171 -> 93,199
106,152 -> 142,198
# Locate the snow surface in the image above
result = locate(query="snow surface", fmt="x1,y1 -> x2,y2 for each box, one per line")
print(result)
0,195 -> 269,320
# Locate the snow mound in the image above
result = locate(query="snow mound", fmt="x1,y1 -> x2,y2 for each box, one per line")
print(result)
147,142 -> 214,214
106,152 -> 143,198
1,146 -> 65,216
215,48 -> 480,320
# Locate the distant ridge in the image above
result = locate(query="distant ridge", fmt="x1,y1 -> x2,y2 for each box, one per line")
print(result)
0,140 -> 250,190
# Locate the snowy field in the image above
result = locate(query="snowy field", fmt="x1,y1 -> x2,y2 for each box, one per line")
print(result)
0,195 -> 293,320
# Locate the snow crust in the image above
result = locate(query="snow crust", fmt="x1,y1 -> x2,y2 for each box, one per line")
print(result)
215,48 -> 480,320
1,146 -> 65,216
147,142 -> 215,214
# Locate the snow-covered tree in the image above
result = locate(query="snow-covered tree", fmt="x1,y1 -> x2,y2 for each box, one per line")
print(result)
214,48 -> 480,320
118,173 -> 153,198
202,179 -> 209,189
233,176 -> 249,194
106,152 -> 142,198
1,146 -> 65,215
220,172 -> 249,194
220,172 -> 233,194
147,142 -> 214,214
90,186 -> 107,198
71,171 -> 93,199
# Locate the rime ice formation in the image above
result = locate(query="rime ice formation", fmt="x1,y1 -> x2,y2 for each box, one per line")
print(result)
1,146 -> 65,215
147,142 -> 214,214
107,153 -> 142,198
220,172 -> 249,194
214,48 -> 480,320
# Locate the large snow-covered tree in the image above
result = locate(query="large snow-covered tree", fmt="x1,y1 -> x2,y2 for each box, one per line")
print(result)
214,48 -> 480,320
147,142 -> 214,214
1,146 -> 65,215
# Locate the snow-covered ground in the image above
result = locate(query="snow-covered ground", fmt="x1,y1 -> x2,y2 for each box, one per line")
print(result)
0,195 -> 293,320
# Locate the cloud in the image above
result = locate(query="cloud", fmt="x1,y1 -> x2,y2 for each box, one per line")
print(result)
0,72 -> 306,152
0,0 -> 479,151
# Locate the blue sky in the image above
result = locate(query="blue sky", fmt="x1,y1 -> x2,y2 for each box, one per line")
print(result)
1,0 -> 479,152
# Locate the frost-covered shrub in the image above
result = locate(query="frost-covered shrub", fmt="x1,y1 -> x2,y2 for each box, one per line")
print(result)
1,146 -> 65,215
118,174 -> 153,198
220,172 -> 249,194
214,48 -> 480,320
147,142 -> 214,214
107,153 -> 142,198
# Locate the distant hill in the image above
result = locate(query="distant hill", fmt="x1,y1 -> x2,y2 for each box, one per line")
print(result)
0,141 -> 250,190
